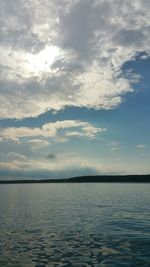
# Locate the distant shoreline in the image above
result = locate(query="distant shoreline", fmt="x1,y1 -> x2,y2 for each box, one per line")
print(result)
0,175 -> 150,184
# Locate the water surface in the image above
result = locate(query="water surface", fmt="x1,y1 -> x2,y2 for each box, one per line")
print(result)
0,183 -> 150,266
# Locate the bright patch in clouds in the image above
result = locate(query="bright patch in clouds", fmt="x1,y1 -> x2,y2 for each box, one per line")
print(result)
27,46 -> 60,74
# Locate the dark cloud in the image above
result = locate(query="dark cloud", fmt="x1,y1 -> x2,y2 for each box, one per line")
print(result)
57,0 -> 115,62
58,0 -> 98,60
46,153 -> 56,160
113,29 -> 145,47
0,0 -> 49,53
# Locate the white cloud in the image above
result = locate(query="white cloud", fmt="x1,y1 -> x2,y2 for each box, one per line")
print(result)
66,131 -> 88,138
0,0 -> 150,119
136,144 -> 146,149
6,152 -> 27,161
0,120 -> 106,141
28,139 -> 50,150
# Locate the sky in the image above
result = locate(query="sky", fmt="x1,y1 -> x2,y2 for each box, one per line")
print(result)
0,0 -> 150,180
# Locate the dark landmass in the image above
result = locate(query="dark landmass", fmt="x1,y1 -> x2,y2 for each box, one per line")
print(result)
0,175 -> 150,184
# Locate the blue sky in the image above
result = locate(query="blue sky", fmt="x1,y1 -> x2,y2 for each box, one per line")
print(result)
0,0 -> 150,179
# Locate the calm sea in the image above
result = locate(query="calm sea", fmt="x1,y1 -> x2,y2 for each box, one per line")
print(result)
0,183 -> 150,266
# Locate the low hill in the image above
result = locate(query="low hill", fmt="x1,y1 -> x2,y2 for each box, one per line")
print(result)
0,175 -> 150,183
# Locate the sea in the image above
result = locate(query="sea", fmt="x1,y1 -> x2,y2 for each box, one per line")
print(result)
0,183 -> 150,266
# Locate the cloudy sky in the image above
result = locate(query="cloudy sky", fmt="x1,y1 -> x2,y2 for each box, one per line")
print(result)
0,0 -> 150,179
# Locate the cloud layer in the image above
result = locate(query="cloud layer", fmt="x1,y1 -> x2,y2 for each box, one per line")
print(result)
1,0 -> 150,119
0,120 -> 106,141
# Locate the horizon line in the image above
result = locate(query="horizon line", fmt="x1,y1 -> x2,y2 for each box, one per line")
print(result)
0,174 -> 150,184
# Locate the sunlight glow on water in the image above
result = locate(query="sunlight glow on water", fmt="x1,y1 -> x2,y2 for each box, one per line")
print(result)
0,183 -> 150,266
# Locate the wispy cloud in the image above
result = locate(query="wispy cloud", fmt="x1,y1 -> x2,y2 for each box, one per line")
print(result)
28,139 -> 50,150
136,144 -> 146,149
6,152 -> 27,161
109,141 -> 120,154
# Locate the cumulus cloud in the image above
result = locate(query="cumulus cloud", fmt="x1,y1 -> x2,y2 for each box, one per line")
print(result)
0,120 -> 106,141
0,0 -> 150,119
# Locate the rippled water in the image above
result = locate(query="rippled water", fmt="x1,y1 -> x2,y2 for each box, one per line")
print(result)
0,183 -> 150,266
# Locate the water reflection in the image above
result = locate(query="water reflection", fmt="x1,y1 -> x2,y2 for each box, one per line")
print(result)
0,183 -> 150,266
